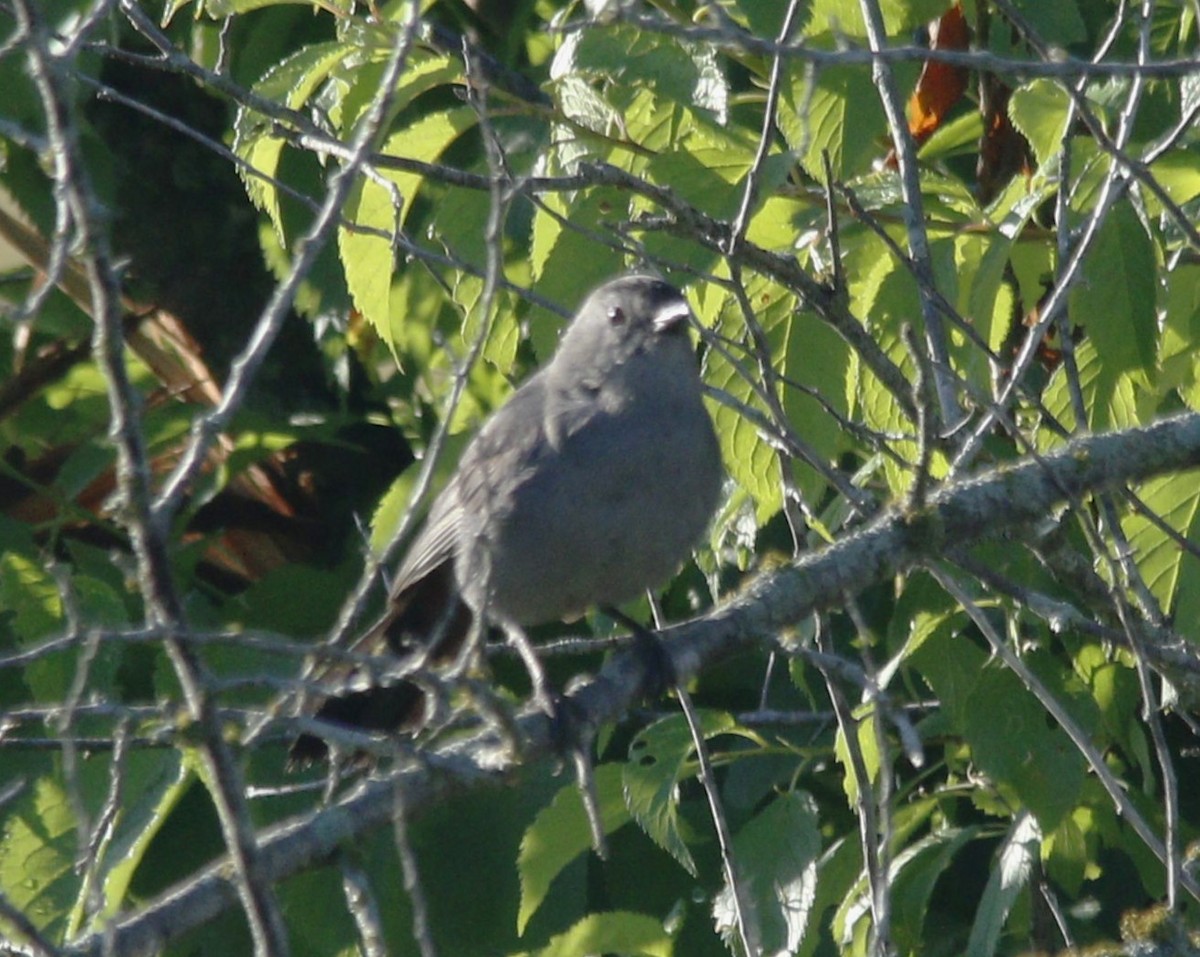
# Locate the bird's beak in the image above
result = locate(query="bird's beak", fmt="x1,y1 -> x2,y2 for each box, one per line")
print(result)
652,300 -> 693,335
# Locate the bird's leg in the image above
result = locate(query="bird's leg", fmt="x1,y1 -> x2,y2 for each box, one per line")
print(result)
444,609 -> 486,682
501,620 -> 556,719
440,611 -> 523,748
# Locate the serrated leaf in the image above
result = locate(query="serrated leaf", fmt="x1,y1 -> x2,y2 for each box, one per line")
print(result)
623,712 -> 753,875
0,552 -> 62,642
782,51 -> 886,180
336,52 -> 464,144
643,148 -> 743,219
902,599 -> 1099,839
554,25 -> 728,121
1009,80 -> 1071,167
707,273 -> 850,514
965,667 -> 1086,832
889,827 -> 981,953
966,812 -> 1040,957
70,752 -> 192,935
745,193 -> 824,250
1041,338 -> 1140,440
833,702 -> 884,806
517,911 -> 672,957
805,0 -> 950,37
1123,468 -> 1200,631
338,108 -> 476,344
704,287 -> 785,522
713,791 -> 820,955
0,775 -> 79,942
1008,0 -> 1086,45
233,42 -> 350,236
838,827 -> 980,950
1146,150 -> 1200,211
518,764 -> 631,934
550,73 -> 623,137
1069,201 -> 1157,376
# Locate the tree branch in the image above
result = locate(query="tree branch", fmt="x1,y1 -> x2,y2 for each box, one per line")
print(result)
65,411 -> 1200,957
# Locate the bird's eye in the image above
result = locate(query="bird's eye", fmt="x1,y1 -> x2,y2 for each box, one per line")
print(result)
607,306 -> 626,325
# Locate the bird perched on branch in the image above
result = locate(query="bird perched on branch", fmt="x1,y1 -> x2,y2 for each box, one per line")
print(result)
291,274 -> 724,764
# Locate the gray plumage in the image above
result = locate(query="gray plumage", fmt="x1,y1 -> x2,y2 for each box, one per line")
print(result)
292,274 -> 723,761
399,273 -> 723,624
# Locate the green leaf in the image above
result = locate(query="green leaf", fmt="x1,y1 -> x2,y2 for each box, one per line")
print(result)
745,193 -> 825,251
1009,80 -> 1072,167
624,712 -> 753,875
965,812 -> 1040,957
724,0 -> 812,37
832,702 -> 884,806
205,0 -> 351,14
554,26 -> 728,120
233,42 -> 350,236
1042,802 -> 1103,895
782,47 -> 886,180
0,552 -> 62,643
549,73 -> 623,140
518,764 -> 631,935
704,294 -> 783,522
338,108 -> 477,344
515,911 -> 672,957
643,146 -> 745,219
431,188 -> 497,279
0,774 -> 80,942
804,0 -> 950,37
906,606 -> 983,727
838,827 -> 981,952
1041,337 -> 1140,439
1123,468 -> 1200,631
713,791 -> 821,955
1069,201 -> 1157,376
795,835 -> 862,957
850,242 -> 956,494
890,827 -> 983,954
1161,263 -> 1200,407
918,110 -> 984,162
968,191 -> 1046,355
1008,0 -> 1086,45
337,50 -> 465,144
964,666 -> 1086,832
1074,644 -> 1141,754
529,189 -> 629,338
775,309 -> 853,508
910,608 -> 1088,831
70,753 -> 193,936
1146,149 -> 1200,211
705,272 -> 851,516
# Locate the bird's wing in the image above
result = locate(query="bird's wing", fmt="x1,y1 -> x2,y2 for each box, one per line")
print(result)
451,372 -> 554,518
390,369 -> 553,597
388,482 -> 462,599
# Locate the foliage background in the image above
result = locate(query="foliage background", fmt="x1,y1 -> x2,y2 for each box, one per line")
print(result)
1,0 -> 1200,955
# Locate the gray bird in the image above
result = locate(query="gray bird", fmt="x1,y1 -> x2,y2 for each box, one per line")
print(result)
292,274 -> 724,762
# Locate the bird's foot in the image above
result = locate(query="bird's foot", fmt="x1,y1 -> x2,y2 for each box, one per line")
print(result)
602,606 -> 678,699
